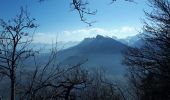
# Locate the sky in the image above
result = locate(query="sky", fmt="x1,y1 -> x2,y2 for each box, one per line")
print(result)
0,0 -> 149,43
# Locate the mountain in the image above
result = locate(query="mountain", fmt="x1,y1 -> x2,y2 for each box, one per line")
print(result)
118,34 -> 144,47
57,35 -> 128,79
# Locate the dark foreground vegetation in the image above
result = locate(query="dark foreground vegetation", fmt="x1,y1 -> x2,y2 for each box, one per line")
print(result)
0,0 -> 170,100
123,0 -> 170,99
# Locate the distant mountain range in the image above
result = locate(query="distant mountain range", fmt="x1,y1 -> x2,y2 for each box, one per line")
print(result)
32,34 -> 143,51
118,33 -> 144,47
31,41 -> 80,52
29,34 -> 144,80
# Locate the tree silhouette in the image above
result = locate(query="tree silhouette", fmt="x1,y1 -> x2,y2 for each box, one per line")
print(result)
18,61 -> 123,100
123,0 -> 170,99
0,7 -> 38,100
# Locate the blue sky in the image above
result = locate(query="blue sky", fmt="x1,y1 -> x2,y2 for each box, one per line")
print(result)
0,0 -> 149,43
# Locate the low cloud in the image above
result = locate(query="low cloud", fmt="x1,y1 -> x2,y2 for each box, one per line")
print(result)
34,26 -> 140,44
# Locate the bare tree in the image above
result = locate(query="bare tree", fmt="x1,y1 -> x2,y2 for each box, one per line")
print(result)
0,7 -> 38,100
17,55 -> 123,100
123,0 -> 170,99
78,69 -> 123,100
18,60 -> 90,100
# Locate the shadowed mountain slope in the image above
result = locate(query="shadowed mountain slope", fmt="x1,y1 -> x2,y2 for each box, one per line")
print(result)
57,35 -> 128,79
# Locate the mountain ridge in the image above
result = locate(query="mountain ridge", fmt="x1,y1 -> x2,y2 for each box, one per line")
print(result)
57,35 -> 128,79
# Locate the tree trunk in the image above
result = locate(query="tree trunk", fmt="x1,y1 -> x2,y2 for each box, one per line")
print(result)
11,69 -> 15,100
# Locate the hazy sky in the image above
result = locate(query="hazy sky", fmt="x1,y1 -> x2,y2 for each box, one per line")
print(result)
0,0 -> 149,43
